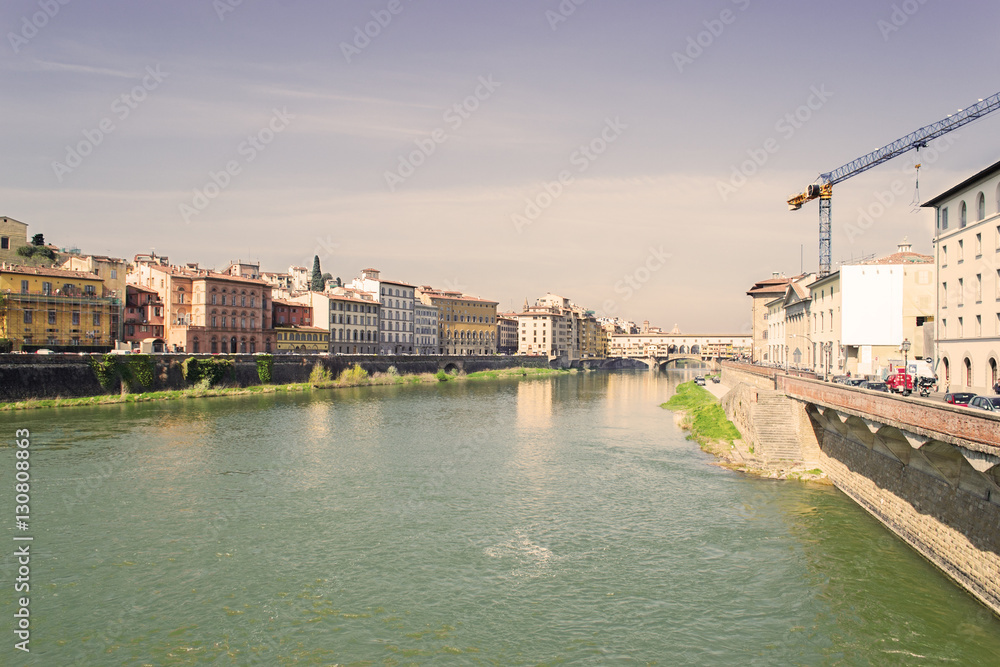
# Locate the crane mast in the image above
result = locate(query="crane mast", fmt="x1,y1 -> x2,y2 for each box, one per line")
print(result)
788,90 -> 1000,276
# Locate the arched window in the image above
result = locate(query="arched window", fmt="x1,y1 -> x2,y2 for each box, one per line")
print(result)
978,192 -> 986,221
960,201 -> 967,228
988,357 -> 997,389
965,357 -> 973,387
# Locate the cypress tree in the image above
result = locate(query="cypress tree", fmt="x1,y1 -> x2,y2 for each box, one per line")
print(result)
310,255 -> 324,291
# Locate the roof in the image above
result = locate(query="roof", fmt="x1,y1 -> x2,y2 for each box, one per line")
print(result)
856,250 -> 933,265
274,325 -> 328,333
0,264 -> 103,281
922,158 -> 1000,208
0,216 -> 28,227
145,264 -> 270,287
746,276 -> 792,296
272,299 -> 310,308
419,289 -> 498,305
127,283 -> 160,293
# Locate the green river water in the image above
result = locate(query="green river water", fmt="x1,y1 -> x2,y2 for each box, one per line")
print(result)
2,370 -> 999,665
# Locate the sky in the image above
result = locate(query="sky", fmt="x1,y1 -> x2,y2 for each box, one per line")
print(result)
3,0 -> 1000,334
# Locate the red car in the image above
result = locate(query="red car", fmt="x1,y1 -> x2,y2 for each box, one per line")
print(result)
944,392 -> 976,406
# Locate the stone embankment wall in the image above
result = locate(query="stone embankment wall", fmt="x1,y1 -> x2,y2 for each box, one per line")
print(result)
719,365 -> 821,465
721,361 -> 1000,615
0,353 -> 553,401
818,430 -> 1000,615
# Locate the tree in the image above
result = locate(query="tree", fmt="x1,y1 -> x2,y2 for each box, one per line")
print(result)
310,255 -> 324,291
31,233 -> 44,246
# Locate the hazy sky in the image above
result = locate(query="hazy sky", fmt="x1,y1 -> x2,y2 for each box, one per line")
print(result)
3,0 -> 999,333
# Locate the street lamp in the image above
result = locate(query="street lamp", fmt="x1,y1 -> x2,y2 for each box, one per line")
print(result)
900,338 -> 911,375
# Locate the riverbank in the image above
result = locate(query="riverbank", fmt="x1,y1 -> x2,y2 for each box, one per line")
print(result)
0,365 -> 576,412
662,380 -> 826,482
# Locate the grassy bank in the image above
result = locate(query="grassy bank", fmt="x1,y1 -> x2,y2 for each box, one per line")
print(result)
0,365 -> 567,412
660,381 -> 741,451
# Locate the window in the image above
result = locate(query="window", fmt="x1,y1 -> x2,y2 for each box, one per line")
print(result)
958,317 -> 964,338
23,311 -> 32,324
941,282 -> 948,307
976,274 -> 982,302
212,294 -> 217,305
0,236 -> 7,249
941,207 -> 949,230
42,282 -> 52,294
942,245 -> 948,265
978,192 -> 986,221
111,269 -> 117,279
93,313 -> 101,326
72,312 -> 80,325
958,240 -> 964,262
960,201 -> 967,228
48,310 -> 56,325
20,280 -> 28,293
976,315 -> 982,337
976,233 -> 983,256
958,278 -> 964,306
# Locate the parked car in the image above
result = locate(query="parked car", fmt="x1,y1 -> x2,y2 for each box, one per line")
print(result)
34,349 -> 54,355
859,381 -> 890,392
968,396 -> 1000,412
885,372 -> 914,396
694,376 -> 706,386
944,392 -> 976,407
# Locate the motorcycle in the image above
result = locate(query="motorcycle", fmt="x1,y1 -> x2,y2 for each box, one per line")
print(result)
917,376 -> 937,398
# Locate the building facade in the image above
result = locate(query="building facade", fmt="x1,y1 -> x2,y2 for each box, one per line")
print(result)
0,217 -> 29,266
0,265 -> 117,351
272,299 -> 313,327
275,325 -> 329,353
746,274 -> 794,363
418,286 -> 498,355
414,302 -> 439,355
328,290 -> 379,355
130,260 -> 275,353
352,268 -> 415,355
923,160 -> 1000,392
123,284 -> 165,346
60,252 -> 128,344
497,312 -> 519,355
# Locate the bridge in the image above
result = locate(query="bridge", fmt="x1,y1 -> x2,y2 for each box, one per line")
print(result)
633,353 -> 726,372
719,361 -> 1000,615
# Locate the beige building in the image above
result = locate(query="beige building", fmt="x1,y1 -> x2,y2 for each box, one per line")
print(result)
328,288 -> 380,355
807,271 -> 842,377
417,286 -> 498,355
0,217 -> 29,266
60,252 -> 128,344
746,274 -> 794,364
924,160 -> 1000,392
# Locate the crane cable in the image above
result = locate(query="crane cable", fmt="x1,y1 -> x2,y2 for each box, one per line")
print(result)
910,157 -> 922,210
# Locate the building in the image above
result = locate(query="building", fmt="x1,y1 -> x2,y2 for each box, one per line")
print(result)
414,301 -> 439,355
275,325 -> 329,353
517,295 -> 573,357
223,260 -> 261,280
805,242 -> 934,378
746,274 -> 794,363
497,312 -> 519,355
0,264 -> 118,351
417,286 -> 498,355
272,299 -> 313,327
0,217 -> 30,266
59,252 -> 128,344
923,160 -> 1000,392
289,265 -> 310,292
123,284 -> 164,347
352,269 -> 416,355
328,288 -> 379,355
130,260 -> 275,353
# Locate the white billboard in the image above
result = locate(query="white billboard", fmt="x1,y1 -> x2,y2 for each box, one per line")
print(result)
841,265 -> 903,345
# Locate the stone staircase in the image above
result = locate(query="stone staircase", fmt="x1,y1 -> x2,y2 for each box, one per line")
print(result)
751,391 -> 806,463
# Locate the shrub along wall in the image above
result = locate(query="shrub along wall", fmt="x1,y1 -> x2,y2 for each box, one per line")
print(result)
0,354 -> 552,401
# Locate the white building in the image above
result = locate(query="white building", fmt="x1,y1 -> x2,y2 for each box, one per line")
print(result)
351,268 -> 415,355
923,160 -> 1000,392
414,301 -> 439,355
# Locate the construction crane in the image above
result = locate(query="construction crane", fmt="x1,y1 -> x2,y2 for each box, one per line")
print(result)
787,90 -> 1000,277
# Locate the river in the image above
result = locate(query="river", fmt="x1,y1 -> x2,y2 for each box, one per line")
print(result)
2,370 -> 999,665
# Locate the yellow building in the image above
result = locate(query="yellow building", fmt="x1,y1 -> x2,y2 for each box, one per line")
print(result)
417,286 -> 498,355
60,252 -> 128,344
0,265 -> 117,351
275,325 -> 329,353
